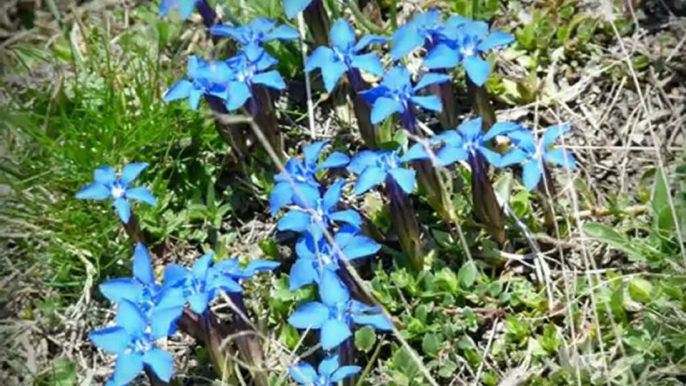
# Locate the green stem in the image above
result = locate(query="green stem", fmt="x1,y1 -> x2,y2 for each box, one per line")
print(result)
346,1 -> 387,35
353,340 -> 384,386
466,78 -> 496,131
389,0 -> 398,30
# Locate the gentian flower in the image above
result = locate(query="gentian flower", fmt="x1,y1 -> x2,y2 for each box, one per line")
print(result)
361,66 -> 450,129
158,0 -> 196,20
212,257 -> 280,280
160,252 -> 244,314
289,225 -> 380,290
284,0 -> 314,18
219,46 -> 286,111
76,163 -> 156,224
348,149 -> 416,195
99,243 -> 161,312
163,55 -> 232,110
288,270 -> 393,350
390,9 -> 469,60
305,19 -> 386,92
423,19 -> 514,86
270,141 -> 350,216
289,355 -> 361,386
500,124 -> 576,191
402,117 -> 520,167
89,301 -> 179,386
277,180 -> 362,241
208,18 -> 299,48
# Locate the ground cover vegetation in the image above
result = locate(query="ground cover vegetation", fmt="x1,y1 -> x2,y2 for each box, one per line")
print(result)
1,0 -> 686,385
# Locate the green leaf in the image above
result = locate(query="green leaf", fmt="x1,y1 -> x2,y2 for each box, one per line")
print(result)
582,222 -> 646,261
611,284 -> 627,322
354,326 -> 377,353
629,277 -> 653,303
422,333 -> 443,357
458,261 -> 478,289
434,268 -> 458,293
44,357 -> 76,386
437,358 -> 458,378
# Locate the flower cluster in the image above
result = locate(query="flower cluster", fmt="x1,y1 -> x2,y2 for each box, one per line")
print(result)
80,166 -> 278,385
269,142 -> 393,380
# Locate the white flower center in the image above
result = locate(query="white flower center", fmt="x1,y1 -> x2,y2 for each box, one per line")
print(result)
111,185 -> 126,199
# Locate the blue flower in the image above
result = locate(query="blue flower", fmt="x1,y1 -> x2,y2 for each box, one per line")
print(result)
277,180 -> 362,241
348,149 -> 416,195
76,163 -> 157,224
402,117 -> 520,167
289,355 -> 361,386
219,46 -> 286,111
390,9 -> 469,60
159,0 -> 196,20
288,270 -> 393,350
163,56 -> 232,110
500,124 -> 576,191
361,66 -> 450,127
160,252 -> 244,314
270,141 -> 350,216
99,244 -> 162,312
283,0 -> 314,19
305,19 -> 386,92
89,301 -> 180,386
423,19 -> 514,86
289,225 -> 380,290
209,18 -> 299,47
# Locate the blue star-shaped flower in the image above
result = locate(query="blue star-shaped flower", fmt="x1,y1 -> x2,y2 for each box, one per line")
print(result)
99,244 -> 162,312
361,66 -> 450,127
160,252 -> 244,314
208,17 -> 299,47
212,257 -> 280,280
423,19 -> 514,86
89,300 -> 181,386
390,9 -> 469,60
289,225 -> 380,290
270,141 -> 350,216
402,117 -> 521,167
163,55 -> 232,110
305,19 -> 386,92
283,0 -> 314,19
289,355 -> 361,386
276,180 -> 362,241
158,0 -> 196,20
219,46 -> 286,111
76,163 -> 157,224
500,124 -> 576,191
348,149 -> 416,195
288,269 -> 393,350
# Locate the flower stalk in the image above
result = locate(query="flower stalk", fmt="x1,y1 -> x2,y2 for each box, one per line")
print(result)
246,85 -> 286,162
467,78 -> 496,130
303,0 -> 331,47
386,176 -> 423,271
227,293 -> 270,386
468,153 -> 505,244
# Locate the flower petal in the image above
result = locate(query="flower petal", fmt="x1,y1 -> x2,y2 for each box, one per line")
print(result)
322,179 -> 345,213
348,150 -> 379,174
283,0 -> 312,18
544,148 -> 576,169
289,259 -> 319,290
318,354 -> 340,377
115,300 -> 147,337
463,55 -> 491,87
436,147 -> 468,166
479,147 -> 503,167
126,187 -> 157,206
330,19 -> 356,50
143,348 -> 174,382
410,95 -> 442,112
89,326 -> 130,354
322,61 -> 348,93
113,353 -> 144,386
112,197 -> 131,224
483,122 -> 523,141
163,80 -> 193,102
94,166 -> 116,185
390,24 -> 424,60
354,35 -> 387,52
99,278 -> 142,304
121,163 -> 148,185
151,306 -> 184,340
423,44 -> 460,70
305,47 -> 334,72
288,363 -> 318,385
340,234 -> 381,261
187,291 -> 211,314
414,72 -> 451,91
75,183 -> 110,200
319,269 -> 350,306
353,166 -> 387,195
329,210 -> 362,228
303,141 -> 328,168
133,243 -> 155,285
264,25 -> 299,41
371,97 -> 404,124
225,81 -> 252,110
320,318 -> 352,350
318,151 -> 350,170
400,143 -> 430,162
389,168 -> 416,194
351,53 -> 384,77
277,211 -> 311,233
331,366 -> 362,382
477,30 -> 514,52
542,124 -> 572,147
522,160 -> 543,191
288,302 -> 329,329
499,148 -> 529,167
252,71 -> 286,91
352,313 -> 394,331
270,182 -> 293,216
